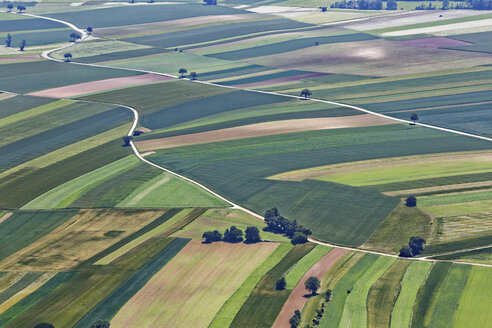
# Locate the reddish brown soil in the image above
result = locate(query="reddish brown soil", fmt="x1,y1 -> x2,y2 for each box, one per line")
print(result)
272,248 -> 348,328
136,115 -> 395,151
0,55 -> 40,61
27,73 -> 172,98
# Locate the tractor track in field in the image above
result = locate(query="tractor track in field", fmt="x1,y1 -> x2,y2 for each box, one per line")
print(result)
5,8 -> 492,267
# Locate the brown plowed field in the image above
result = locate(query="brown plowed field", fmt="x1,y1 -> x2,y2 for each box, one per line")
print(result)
135,115 -> 395,151
27,73 -> 172,98
272,248 -> 348,328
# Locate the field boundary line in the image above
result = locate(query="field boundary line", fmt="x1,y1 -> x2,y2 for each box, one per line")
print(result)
13,9 -> 492,267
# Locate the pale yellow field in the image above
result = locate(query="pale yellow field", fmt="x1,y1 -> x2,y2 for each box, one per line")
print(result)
111,240 -> 279,328
0,209 -> 164,271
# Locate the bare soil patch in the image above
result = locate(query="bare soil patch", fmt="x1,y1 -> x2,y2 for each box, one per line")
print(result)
27,74 -> 171,98
272,248 -> 348,328
135,115 -> 395,151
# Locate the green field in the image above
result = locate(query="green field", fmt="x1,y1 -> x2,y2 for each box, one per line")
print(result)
391,261 -> 433,328
209,243 -> 293,328
230,243 -> 315,328
284,245 -> 332,289
367,260 -> 411,328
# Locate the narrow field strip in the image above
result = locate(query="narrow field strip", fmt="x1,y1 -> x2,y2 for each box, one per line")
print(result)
27,74 -> 172,98
22,155 -> 140,209
73,238 -> 190,328
0,272 -> 43,305
135,115 -> 395,151
272,247 -> 347,328
0,209 -> 163,271
337,256 -> 395,328
0,99 -> 72,128
209,243 -> 293,328
0,273 -> 27,295
110,240 -> 279,328
367,260 -> 411,328
391,261 -> 433,328
284,245 -> 333,289
95,208 -> 194,265
0,273 -> 55,315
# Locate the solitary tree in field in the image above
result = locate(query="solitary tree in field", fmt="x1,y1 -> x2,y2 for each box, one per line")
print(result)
17,5 -> 26,13
19,40 -> 26,51
122,135 -> 133,147
64,53 -> 72,62
276,277 -> 286,290
300,88 -> 312,99
5,34 -> 12,47
405,195 -> 417,207
70,32 -> 82,42
34,324 -> 55,328
178,68 -> 187,78
87,26 -> 93,34
90,320 -> 110,328
410,112 -> 419,125
189,71 -> 197,80
245,226 -> 261,243
305,276 -> 320,295
7,4 -> 13,12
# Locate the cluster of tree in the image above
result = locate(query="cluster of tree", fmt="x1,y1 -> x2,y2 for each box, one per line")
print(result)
202,226 -> 261,243
399,236 -> 426,257
289,309 -> 302,328
70,32 -> 82,42
264,208 -> 311,244
5,33 -> 27,51
64,53 -> 72,62
466,0 -> 492,9
415,2 -> 438,9
178,68 -> 198,80
330,0 -> 398,10
122,135 -> 134,147
405,195 -> 417,207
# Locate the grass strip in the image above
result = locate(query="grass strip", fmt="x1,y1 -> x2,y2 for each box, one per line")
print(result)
0,272 -> 43,304
367,260 -> 411,328
95,208 -> 196,265
210,243 -> 293,328
230,243 -> 315,328
338,256 -> 395,328
284,245 -> 332,289
410,262 -> 452,328
73,238 -> 190,328
0,272 -> 75,327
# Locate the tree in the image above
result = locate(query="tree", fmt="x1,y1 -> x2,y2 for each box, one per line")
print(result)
289,310 -> 301,328
291,232 -> 308,245
17,5 -> 26,13
386,0 -> 398,10
223,226 -> 243,243
300,88 -> 312,99
70,32 -> 82,42
122,135 -> 133,147
399,236 -> 426,257
245,226 -> 261,243
442,0 -> 450,9
409,236 -> 426,255
202,230 -> 222,243
90,321 -> 110,328
178,68 -> 187,78
189,71 -> 197,80
405,195 -> 417,207
87,26 -> 93,34
7,3 -> 13,12
34,324 -> 55,328
305,276 -> 320,295
276,277 -> 286,290
5,34 -> 12,47
19,40 -> 26,51
410,112 -> 419,125
64,53 -> 72,62
203,0 -> 217,4
325,289 -> 332,302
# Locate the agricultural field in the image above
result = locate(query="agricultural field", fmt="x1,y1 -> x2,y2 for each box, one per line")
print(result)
0,1 -> 492,327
